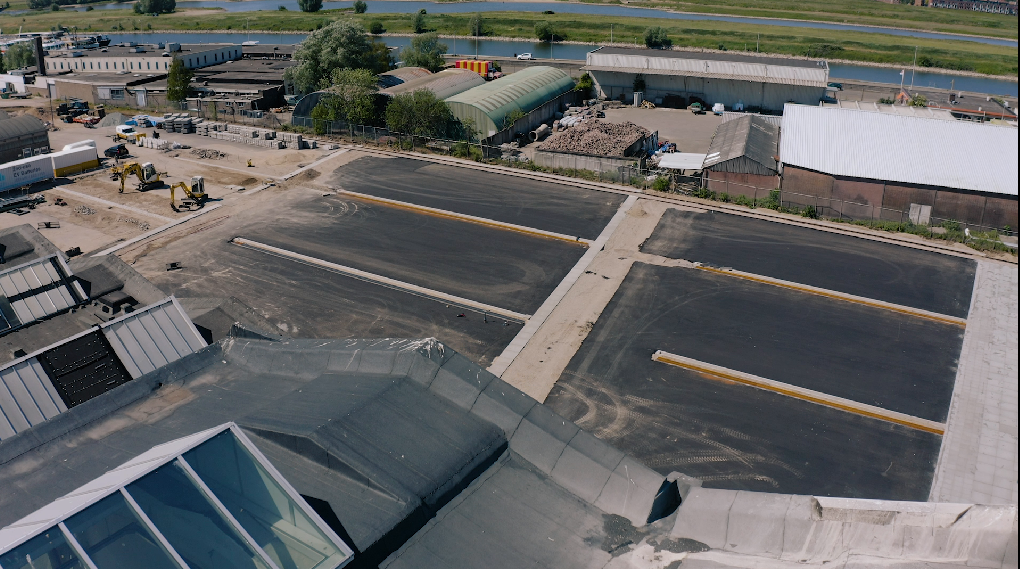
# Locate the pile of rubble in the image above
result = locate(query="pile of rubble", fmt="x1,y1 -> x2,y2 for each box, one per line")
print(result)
191,148 -> 228,160
539,119 -> 650,157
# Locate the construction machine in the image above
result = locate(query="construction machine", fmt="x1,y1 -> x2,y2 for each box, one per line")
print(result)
170,176 -> 208,212
110,162 -> 164,193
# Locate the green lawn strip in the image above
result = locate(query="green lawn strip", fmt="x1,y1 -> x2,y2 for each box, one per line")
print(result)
4,8 -> 1016,76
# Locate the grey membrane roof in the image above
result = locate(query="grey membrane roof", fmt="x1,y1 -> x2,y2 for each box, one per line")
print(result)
780,103 -> 1019,196
0,255 -> 86,335
380,68 -> 485,100
703,115 -> 780,176
2,333 -> 1013,568
0,296 -> 206,442
0,114 -> 47,141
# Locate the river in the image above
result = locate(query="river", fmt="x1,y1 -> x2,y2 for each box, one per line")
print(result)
102,32 -> 1019,96
61,0 -> 1017,47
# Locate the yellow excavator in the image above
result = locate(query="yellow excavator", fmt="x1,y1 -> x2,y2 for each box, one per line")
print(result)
170,176 -> 208,212
110,162 -> 163,193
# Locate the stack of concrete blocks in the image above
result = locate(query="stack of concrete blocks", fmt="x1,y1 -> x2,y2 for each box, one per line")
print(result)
277,132 -> 303,149
137,137 -> 173,151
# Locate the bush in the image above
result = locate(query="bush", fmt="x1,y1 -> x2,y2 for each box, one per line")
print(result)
804,44 -> 844,58
369,21 -> 384,34
353,0 -> 366,13
802,205 -> 818,219
535,21 -> 560,42
575,73 -> 594,98
652,176 -> 670,192
133,0 -> 174,13
453,141 -> 482,161
278,5 -> 286,10
644,27 -> 671,49
298,0 -> 321,13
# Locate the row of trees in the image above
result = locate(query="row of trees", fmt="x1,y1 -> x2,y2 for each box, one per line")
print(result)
1,42 -> 36,72
299,0 -> 364,13
133,0 -> 175,14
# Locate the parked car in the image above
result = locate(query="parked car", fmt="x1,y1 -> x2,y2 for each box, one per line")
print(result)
516,53 -> 535,60
821,95 -> 838,104
827,82 -> 843,91
104,144 -> 129,159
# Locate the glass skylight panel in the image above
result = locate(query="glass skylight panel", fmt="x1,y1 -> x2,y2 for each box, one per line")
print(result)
125,461 -> 273,569
182,431 -> 348,569
64,492 -> 182,569
0,527 -> 87,569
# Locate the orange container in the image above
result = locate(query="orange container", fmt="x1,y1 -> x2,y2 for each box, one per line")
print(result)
455,60 -> 490,77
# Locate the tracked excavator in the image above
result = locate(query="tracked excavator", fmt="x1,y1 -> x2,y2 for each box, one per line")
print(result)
110,162 -> 163,193
170,176 -> 209,212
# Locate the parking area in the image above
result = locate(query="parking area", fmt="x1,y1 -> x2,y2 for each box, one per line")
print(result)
543,205 -> 974,500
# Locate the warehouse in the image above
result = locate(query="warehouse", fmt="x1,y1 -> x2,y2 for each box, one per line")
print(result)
380,67 -> 485,100
41,43 -> 242,74
703,114 -> 780,198
445,66 -> 575,138
0,115 -> 49,164
583,47 -> 828,113
780,103 -> 1018,230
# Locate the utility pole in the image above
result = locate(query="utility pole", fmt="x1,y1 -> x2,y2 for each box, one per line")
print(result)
757,33 -> 759,52
910,46 -> 917,90
610,24 -> 613,43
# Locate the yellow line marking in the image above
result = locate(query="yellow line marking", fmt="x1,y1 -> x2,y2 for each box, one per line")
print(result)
695,265 -> 966,328
652,350 -> 945,436
335,189 -> 591,247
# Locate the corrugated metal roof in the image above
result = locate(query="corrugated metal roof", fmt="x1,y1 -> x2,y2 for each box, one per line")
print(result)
103,297 -> 207,379
658,153 -> 707,170
704,115 -> 779,174
381,68 -> 486,99
0,357 -> 66,440
0,255 -> 86,332
446,66 -> 575,136
585,48 -> 828,88
378,66 -> 432,88
0,114 -> 47,141
822,100 -> 956,120
780,104 -> 1019,196
593,47 -> 826,69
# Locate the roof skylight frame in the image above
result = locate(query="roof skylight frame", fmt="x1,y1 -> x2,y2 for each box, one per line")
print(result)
0,422 -> 354,569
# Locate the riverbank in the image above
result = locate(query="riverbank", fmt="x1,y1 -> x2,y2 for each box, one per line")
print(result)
11,8 -> 1010,77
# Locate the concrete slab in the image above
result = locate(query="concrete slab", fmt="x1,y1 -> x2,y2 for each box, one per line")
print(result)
930,261 -> 1019,506
671,487 -> 739,549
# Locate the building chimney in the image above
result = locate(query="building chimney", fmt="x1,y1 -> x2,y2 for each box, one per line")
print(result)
33,36 -> 46,76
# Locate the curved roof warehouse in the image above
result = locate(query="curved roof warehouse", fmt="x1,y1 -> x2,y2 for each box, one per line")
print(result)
445,66 -> 575,138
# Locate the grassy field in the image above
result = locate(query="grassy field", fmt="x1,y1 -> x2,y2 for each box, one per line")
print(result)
3,7 -> 1017,76
3,0 -> 1016,39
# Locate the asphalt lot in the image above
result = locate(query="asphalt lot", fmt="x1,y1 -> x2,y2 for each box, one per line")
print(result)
329,156 -> 625,240
142,226 -> 523,366
642,210 -> 977,318
243,193 -> 587,315
544,262 -> 958,499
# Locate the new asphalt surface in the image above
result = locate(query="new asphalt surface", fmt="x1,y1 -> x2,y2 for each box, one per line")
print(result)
544,262 -> 958,499
641,210 -> 977,318
330,156 -> 626,240
244,193 -> 587,315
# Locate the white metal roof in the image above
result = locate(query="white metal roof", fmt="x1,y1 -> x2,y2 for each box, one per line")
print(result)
821,100 -> 956,120
779,104 -> 1019,196
103,297 -> 207,379
0,357 -> 66,440
586,48 -> 829,88
0,255 -> 86,330
658,153 -> 708,170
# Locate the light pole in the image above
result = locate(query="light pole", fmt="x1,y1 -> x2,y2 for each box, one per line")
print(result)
610,24 -> 613,43
910,46 -> 917,90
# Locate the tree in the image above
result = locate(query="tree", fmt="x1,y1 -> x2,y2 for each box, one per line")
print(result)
133,0 -> 174,13
644,27 -> 671,49
469,12 -> 485,37
385,89 -> 452,137
575,73 -> 594,98
4,42 -> 36,70
369,21 -> 384,34
166,56 -> 193,102
316,67 -> 379,125
352,0 -> 366,13
411,9 -> 426,34
0,52 -> 6,75
400,32 -> 447,72
298,0 -> 321,12
534,21 -> 561,42
285,20 -> 391,94
909,93 -> 928,107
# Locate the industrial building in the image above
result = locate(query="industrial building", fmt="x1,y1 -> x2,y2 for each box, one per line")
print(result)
376,66 -> 432,88
779,103 -> 1018,229
379,67 -> 485,100
445,66 -> 575,138
0,115 -> 49,164
583,47 -> 829,113
41,43 -> 242,74
703,114 -> 781,197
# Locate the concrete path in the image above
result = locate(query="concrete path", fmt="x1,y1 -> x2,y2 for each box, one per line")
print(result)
930,261 -> 1018,505
495,199 -> 697,400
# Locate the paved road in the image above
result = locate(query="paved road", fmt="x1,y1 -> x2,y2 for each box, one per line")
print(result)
329,156 -> 625,241
642,210 -> 977,318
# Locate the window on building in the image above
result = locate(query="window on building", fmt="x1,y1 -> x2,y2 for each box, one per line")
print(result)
110,89 -> 125,100
204,55 -> 208,64
147,62 -> 151,69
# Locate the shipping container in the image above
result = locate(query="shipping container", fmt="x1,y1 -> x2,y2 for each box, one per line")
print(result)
455,60 -> 490,78
50,145 -> 100,177
0,154 -> 53,193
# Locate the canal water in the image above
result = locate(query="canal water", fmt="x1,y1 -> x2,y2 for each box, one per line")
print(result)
64,0 -> 1017,47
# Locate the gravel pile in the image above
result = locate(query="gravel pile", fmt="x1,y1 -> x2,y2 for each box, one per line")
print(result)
97,112 -> 127,127
540,120 -> 650,157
